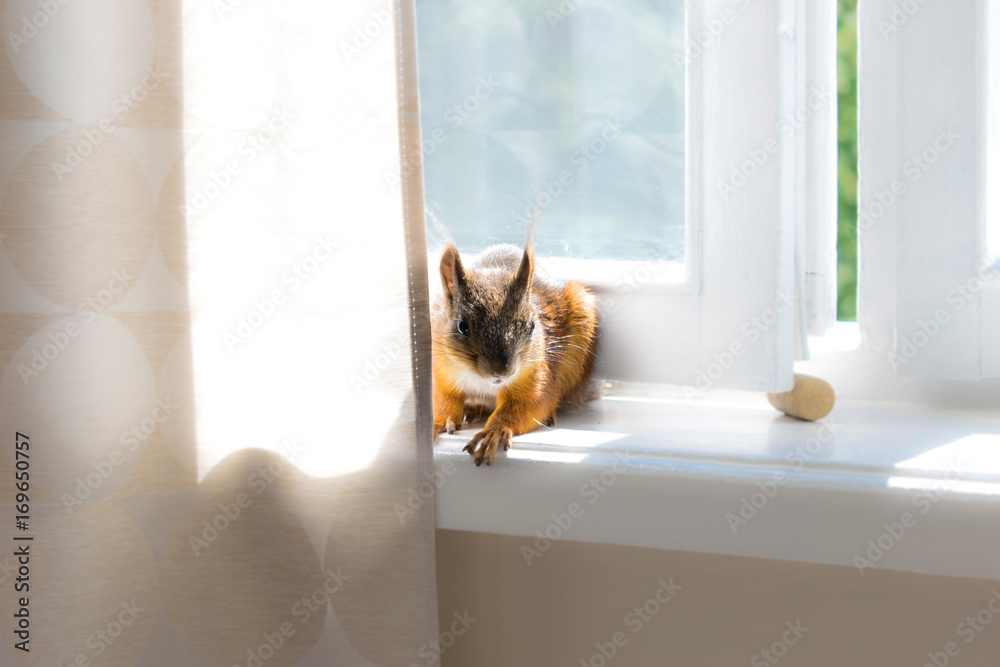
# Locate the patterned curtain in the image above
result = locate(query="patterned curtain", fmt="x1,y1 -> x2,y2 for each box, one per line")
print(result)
0,0 -> 438,665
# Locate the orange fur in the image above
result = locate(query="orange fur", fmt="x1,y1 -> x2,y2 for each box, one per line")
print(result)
431,243 -> 598,466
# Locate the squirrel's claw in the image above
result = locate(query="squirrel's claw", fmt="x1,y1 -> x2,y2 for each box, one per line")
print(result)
464,426 -> 513,467
433,415 -> 462,441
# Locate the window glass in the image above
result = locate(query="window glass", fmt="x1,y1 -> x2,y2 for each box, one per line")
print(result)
414,0 -> 686,263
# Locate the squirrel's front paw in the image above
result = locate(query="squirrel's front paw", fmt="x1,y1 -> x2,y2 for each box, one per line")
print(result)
434,416 -> 461,439
462,425 -> 513,467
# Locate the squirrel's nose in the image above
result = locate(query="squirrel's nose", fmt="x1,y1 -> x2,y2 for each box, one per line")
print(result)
487,363 -> 512,380
488,353 -> 510,376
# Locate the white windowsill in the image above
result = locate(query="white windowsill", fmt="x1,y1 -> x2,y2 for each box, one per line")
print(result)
434,383 -> 1000,580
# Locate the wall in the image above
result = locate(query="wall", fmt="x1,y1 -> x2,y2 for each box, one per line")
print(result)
436,529 -> 1000,666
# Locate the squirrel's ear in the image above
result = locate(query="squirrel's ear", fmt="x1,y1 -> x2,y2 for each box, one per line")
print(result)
512,243 -> 534,294
439,244 -> 465,300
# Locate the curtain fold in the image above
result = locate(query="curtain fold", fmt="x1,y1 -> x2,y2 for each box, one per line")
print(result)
0,0 -> 438,664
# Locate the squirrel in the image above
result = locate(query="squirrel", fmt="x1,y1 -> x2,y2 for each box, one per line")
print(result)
431,240 -> 599,466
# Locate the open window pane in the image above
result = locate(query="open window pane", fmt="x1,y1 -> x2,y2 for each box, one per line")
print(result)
414,0 -> 685,264
859,0 -> 1000,379
989,0 -> 1000,268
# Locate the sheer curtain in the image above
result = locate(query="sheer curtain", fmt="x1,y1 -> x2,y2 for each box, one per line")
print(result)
0,0 -> 438,664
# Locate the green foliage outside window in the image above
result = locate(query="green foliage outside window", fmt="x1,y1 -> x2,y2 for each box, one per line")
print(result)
837,0 -> 858,321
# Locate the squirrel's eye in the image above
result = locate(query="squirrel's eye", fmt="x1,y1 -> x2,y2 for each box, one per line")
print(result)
528,319 -> 535,334
457,317 -> 470,336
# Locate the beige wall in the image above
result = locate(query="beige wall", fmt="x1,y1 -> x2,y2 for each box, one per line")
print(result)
436,529 -> 1000,667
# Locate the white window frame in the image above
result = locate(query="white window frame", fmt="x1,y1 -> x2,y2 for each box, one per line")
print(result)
421,0 -> 1000,390
420,0 -> 839,391
797,0 -> 839,338
858,0 -> 1000,379
592,0 -> 842,390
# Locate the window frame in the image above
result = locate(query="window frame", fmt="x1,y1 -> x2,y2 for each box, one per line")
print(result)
416,0 -> 834,391
591,0 -> 814,390
857,0 -> 1000,380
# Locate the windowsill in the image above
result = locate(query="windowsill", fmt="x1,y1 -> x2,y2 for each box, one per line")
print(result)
434,385 -> 1000,580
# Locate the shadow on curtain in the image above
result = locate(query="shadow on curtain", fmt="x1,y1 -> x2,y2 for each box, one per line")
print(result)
0,0 -> 437,665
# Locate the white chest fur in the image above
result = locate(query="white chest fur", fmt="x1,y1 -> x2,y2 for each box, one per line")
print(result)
453,369 -> 502,409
